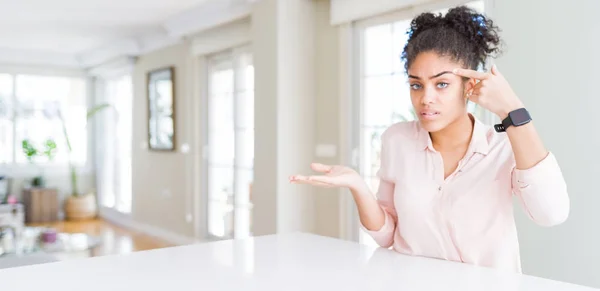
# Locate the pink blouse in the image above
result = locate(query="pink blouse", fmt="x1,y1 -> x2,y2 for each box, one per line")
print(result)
362,117 -> 569,273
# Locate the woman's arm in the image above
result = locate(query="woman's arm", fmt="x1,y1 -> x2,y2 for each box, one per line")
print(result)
357,128 -> 398,247
456,64 -> 548,168
290,127 -> 398,247
505,119 -> 570,226
352,178 -> 397,249
503,117 -> 547,170
290,164 -> 397,246
351,182 -> 388,232
454,65 -> 570,226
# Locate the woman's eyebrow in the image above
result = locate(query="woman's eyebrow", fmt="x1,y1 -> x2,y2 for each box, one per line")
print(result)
408,71 -> 453,80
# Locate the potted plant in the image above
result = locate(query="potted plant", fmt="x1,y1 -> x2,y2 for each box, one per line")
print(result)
58,103 -> 111,220
21,138 -> 57,188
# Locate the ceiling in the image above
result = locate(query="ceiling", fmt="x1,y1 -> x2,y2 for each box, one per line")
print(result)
0,0 -> 227,68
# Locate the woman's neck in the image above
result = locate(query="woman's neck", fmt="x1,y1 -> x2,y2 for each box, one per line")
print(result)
430,114 -> 474,151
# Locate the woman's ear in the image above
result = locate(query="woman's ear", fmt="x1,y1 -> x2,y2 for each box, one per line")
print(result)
463,78 -> 476,100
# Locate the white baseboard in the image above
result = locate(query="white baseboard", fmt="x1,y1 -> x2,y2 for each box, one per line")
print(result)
99,207 -> 199,246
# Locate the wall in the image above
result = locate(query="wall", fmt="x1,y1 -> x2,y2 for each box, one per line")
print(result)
493,0 -> 599,288
189,18 -> 251,56
251,0 -> 318,235
249,0 -> 278,236
313,0 -> 342,238
131,43 -> 196,238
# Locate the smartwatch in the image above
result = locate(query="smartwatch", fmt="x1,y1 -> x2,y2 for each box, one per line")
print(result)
494,108 -> 532,132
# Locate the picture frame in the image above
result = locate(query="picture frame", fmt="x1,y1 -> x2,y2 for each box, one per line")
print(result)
147,66 -> 176,151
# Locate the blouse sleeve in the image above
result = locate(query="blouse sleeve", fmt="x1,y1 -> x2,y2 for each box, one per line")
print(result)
512,152 -> 570,226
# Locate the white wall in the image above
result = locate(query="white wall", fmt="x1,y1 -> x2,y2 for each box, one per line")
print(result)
275,0 -> 318,233
493,0 -> 600,288
251,0 -> 317,235
250,0 -> 279,236
313,0 -> 342,238
246,0 -> 344,239
131,43 -> 196,238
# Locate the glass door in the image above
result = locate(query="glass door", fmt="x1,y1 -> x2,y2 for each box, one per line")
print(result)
206,46 -> 254,240
98,74 -> 133,214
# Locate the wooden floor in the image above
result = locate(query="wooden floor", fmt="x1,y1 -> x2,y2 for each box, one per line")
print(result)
27,219 -> 173,257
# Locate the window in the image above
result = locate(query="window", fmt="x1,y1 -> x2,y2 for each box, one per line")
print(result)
0,74 -> 14,164
353,1 -> 487,246
0,73 -> 88,167
206,46 -> 254,240
98,75 -> 133,214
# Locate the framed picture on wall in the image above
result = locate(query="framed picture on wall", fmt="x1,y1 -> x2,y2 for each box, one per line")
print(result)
147,66 -> 176,151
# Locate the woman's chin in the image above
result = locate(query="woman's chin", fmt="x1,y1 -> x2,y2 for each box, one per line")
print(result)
418,118 -> 446,133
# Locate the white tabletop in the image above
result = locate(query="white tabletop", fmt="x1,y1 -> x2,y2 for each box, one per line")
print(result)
0,232 -> 596,290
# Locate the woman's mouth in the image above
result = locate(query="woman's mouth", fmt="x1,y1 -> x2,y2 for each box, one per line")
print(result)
420,110 -> 440,120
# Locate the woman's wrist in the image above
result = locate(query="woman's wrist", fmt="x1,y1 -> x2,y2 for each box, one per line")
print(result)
349,180 -> 372,198
496,98 -> 524,120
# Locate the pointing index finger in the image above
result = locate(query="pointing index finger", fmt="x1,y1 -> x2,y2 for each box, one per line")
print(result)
452,68 -> 490,80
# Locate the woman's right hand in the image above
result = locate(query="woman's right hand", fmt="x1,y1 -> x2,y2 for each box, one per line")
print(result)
291,163 -> 387,234
289,163 -> 365,191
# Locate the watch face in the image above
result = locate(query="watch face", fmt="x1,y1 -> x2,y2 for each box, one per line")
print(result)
509,108 -> 531,126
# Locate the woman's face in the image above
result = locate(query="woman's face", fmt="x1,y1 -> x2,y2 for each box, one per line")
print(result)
407,51 -> 474,133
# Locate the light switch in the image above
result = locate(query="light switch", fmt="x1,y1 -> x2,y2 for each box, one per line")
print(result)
180,143 -> 190,153
315,144 -> 337,158
161,189 -> 171,198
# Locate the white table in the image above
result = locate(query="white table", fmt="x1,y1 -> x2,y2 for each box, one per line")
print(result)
0,233 -> 596,290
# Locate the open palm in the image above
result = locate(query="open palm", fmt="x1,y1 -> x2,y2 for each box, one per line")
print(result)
289,163 -> 362,189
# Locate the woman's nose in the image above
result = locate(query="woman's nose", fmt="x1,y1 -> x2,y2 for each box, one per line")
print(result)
421,87 -> 436,104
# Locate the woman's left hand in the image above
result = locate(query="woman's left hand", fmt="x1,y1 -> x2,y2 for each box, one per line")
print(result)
453,64 -> 524,119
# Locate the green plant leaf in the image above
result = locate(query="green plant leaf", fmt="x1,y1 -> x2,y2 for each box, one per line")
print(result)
43,138 -> 57,160
21,139 -> 38,162
87,103 -> 111,120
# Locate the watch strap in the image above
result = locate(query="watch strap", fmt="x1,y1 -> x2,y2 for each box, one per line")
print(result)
494,108 -> 531,133
494,123 -> 507,132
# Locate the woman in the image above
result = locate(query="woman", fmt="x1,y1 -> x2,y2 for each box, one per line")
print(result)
289,6 -> 569,273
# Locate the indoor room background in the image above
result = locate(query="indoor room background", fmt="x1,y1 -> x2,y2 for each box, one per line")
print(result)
0,0 -> 598,289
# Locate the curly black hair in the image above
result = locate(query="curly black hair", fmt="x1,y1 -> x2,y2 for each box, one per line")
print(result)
401,6 -> 503,73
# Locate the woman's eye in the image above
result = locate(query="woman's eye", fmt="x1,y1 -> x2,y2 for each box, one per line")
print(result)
437,82 -> 449,89
410,84 -> 422,90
